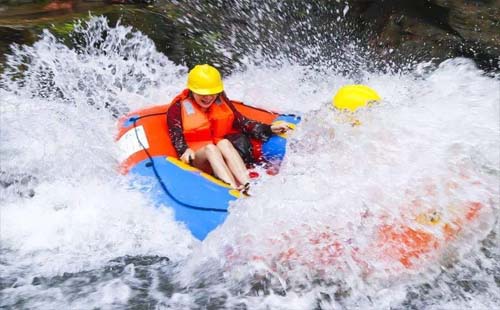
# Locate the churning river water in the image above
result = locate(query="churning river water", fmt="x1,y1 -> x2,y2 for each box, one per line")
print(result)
0,16 -> 499,310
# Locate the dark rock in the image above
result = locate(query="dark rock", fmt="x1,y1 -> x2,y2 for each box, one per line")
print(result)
0,25 -> 37,66
439,0 -> 500,70
101,5 -> 185,66
347,0 -> 500,71
0,1 -> 112,72
0,0 -> 498,75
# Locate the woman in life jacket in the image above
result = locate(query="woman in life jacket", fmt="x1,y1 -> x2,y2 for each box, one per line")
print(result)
167,64 -> 290,190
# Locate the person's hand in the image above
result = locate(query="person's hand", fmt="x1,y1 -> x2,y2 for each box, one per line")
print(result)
180,148 -> 195,165
271,122 -> 292,135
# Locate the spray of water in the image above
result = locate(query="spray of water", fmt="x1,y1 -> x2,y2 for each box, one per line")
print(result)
0,18 -> 196,309
0,14 -> 498,309
181,58 -> 499,308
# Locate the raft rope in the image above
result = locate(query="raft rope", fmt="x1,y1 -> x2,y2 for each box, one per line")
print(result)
131,113 -> 228,213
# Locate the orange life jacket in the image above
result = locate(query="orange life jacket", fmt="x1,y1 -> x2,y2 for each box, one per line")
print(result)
174,89 -> 236,151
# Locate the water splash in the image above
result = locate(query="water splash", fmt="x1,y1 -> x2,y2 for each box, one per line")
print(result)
174,0 -> 384,76
181,59 -> 500,308
1,16 -> 185,115
0,17 -> 196,309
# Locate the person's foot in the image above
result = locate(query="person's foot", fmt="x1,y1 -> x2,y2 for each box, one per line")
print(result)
237,182 -> 251,196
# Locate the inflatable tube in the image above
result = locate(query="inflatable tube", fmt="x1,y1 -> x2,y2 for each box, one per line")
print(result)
116,102 -> 300,240
224,174 -> 492,275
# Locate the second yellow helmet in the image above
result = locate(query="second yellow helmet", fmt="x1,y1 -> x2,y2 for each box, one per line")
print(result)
333,85 -> 381,112
187,64 -> 224,95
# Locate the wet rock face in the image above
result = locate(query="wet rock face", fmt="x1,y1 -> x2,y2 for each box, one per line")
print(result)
0,26 -> 37,64
0,1 -> 185,71
347,0 -> 500,71
0,1 -> 498,72
443,0 -> 500,67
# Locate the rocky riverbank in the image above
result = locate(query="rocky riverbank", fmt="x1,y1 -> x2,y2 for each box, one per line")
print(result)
0,0 -> 498,72
347,0 -> 500,72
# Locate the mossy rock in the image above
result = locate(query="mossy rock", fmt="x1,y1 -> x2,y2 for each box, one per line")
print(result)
0,2 -> 236,73
0,3 -> 117,67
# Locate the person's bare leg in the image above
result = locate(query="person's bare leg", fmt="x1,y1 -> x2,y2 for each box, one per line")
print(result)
217,139 -> 250,187
194,144 -> 237,188
192,148 -> 213,174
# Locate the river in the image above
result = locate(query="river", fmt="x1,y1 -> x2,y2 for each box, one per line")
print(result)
0,15 -> 499,310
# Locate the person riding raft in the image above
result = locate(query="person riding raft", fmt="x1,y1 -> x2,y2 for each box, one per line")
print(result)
167,64 -> 290,191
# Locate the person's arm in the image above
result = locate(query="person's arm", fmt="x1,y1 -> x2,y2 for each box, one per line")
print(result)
167,101 -> 189,157
225,100 -> 274,141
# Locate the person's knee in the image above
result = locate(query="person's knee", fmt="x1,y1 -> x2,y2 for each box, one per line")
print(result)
216,139 -> 232,149
204,143 -> 220,156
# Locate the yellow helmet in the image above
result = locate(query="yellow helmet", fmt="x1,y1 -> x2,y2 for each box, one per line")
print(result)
333,85 -> 381,112
187,64 -> 224,95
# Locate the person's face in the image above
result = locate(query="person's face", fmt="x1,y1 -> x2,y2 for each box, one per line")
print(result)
193,93 -> 218,109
